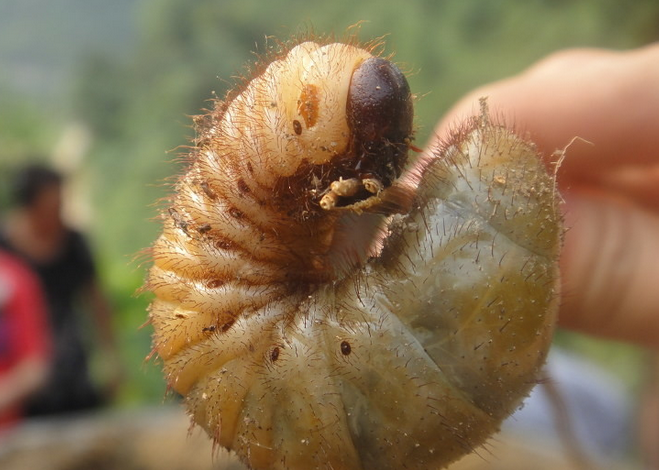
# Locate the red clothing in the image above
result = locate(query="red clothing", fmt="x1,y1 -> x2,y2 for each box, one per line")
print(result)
0,251 -> 51,427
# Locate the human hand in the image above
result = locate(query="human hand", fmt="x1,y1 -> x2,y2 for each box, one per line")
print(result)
432,44 -> 659,349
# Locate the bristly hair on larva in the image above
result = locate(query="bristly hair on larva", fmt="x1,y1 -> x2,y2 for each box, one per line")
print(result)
144,34 -> 562,470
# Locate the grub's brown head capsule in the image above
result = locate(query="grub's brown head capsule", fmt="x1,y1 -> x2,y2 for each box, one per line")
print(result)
347,57 -> 413,186
145,39 -> 561,470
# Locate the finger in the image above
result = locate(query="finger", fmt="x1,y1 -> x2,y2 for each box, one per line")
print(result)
434,44 -> 659,180
596,164 -> 659,213
559,191 -> 659,349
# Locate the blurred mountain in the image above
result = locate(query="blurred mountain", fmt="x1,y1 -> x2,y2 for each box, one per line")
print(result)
0,0 -> 138,100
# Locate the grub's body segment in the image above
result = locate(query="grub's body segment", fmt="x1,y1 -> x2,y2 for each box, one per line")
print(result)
146,41 -> 560,470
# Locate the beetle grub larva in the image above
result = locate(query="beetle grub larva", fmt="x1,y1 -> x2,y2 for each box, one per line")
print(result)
145,37 -> 561,470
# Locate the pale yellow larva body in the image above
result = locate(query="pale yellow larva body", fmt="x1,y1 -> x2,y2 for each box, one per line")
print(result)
146,40 -> 560,470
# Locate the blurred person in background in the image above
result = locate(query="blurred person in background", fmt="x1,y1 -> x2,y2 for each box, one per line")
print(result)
0,164 -> 122,417
0,249 -> 51,432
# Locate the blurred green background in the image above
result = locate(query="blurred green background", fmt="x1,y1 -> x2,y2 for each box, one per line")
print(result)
0,0 -> 656,415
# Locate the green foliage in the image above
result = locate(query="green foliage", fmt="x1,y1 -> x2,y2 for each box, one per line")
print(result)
0,94 -> 56,210
2,0 -> 657,407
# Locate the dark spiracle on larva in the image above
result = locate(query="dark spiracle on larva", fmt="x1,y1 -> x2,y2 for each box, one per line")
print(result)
145,36 -> 561,470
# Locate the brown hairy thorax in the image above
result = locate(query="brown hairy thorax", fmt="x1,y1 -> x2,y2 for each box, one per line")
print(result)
145,37 -> 561,470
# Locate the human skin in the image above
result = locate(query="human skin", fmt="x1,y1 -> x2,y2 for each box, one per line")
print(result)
432,43 -> 659,350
